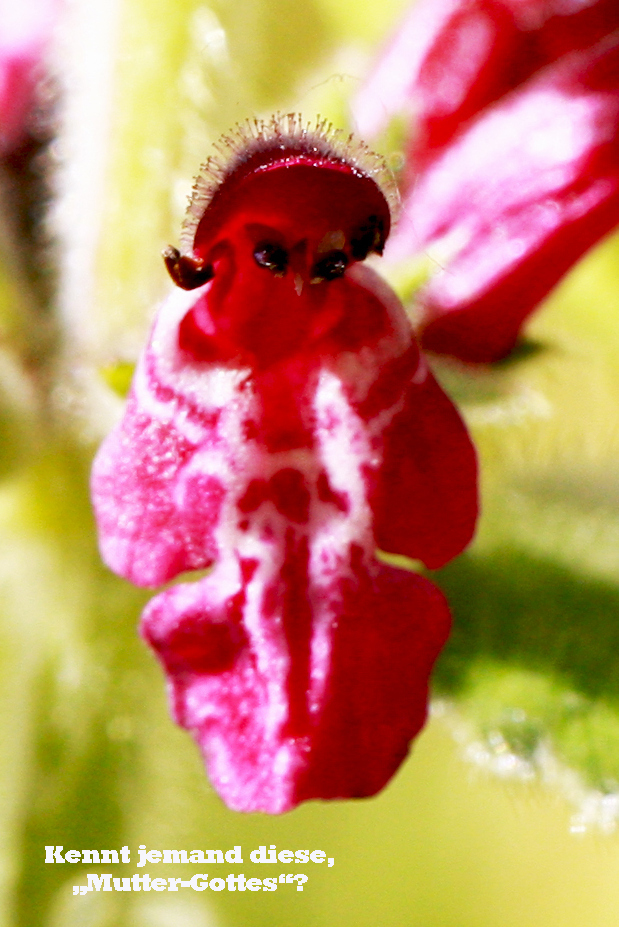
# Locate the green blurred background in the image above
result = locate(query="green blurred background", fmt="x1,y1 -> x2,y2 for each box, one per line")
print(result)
2,0 -> 619,924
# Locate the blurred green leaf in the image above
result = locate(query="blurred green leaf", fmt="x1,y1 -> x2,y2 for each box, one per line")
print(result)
428,229 -> 619,796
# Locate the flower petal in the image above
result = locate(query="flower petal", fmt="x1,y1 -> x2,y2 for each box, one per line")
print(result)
386,37 -> 619,361
141,543 -> 451,813
0,0 -> 59,154
353,0 -> 619,167
91,288 -> 230,588
370,363 -> 479,568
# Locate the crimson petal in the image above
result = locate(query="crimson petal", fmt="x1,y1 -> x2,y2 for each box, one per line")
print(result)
353,0 -> 619,169
142,543 -> 450,814
386,37 -> 619,361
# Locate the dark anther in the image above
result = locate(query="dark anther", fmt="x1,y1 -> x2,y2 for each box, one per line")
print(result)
351,215 -> 385,260
163,246 -> 214,290
253,241 -> 289,275
312,250 -> 348,281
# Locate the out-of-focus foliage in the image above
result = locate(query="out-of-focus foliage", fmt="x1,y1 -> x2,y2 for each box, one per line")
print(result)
432,230 -> 619,795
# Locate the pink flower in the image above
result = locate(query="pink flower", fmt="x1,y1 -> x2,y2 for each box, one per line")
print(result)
353,0 -> 619,362
0,0 -> 58,156
91,116 -> 477,813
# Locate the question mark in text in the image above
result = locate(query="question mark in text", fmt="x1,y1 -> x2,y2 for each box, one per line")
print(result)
295,875 -> 308,891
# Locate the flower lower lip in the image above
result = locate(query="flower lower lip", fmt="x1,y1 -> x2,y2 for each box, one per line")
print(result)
139,545 -> 452,814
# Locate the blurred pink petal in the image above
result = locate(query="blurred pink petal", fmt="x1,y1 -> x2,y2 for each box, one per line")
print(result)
354,0 -> 619,361
387,37 -> 619,361
0,0 -> 59,154
353,0 -> 619,168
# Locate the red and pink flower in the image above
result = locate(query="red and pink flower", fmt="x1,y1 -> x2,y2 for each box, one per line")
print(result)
91,116 -> 478,813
